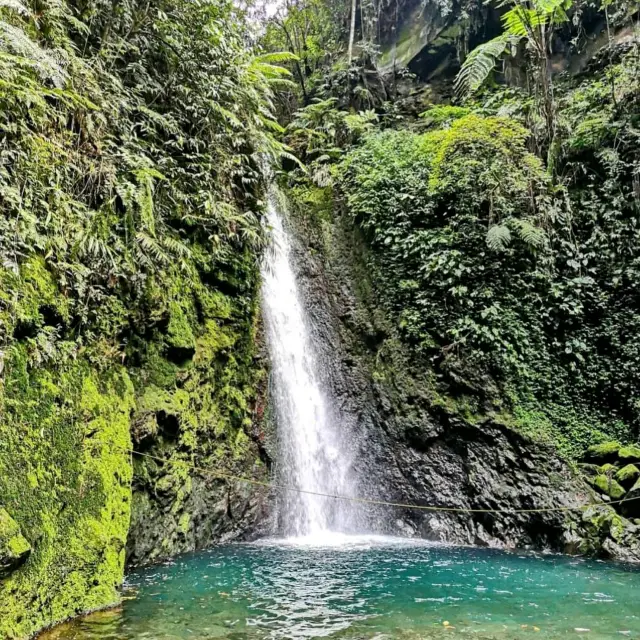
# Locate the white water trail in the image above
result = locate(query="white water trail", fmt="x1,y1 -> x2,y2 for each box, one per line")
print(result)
261,192 -> 360,540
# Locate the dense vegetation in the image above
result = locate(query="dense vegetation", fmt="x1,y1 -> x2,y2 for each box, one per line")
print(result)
2,0 -> 640,634
267,0 -> 640,462
335,57 -> 640,459
0,0 -> 285,635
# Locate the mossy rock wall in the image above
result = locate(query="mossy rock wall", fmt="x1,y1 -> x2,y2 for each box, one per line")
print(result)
0,256 -> 269,638
125,263 -> 270,566
0,350 -> 134,639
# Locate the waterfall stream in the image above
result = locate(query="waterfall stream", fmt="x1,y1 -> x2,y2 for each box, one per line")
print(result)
261,192 -> 360,539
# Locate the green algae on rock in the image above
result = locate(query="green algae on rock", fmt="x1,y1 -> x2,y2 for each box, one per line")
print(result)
0,509 -> 31,579
0,352 -> 134,640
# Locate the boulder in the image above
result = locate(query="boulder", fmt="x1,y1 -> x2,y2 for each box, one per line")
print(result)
577,505 -> 640,562
0,508 -> 31,579
577,462 -> 601,476
621,478 -> 640,519
616,464 -> 640,487
598,463 -> 619,475
585,441 -> 621,463
587,474 -> 626,499
618,445 -> 640,463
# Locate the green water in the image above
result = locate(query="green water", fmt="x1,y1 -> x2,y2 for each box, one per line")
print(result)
45,536 -> 640,639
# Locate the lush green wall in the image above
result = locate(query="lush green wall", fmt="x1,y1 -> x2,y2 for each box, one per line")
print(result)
334,53 -> 640,459
0,0 -> 280,635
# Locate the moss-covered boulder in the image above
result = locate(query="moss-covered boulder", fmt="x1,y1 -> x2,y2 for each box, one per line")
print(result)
587,474 -> 626,499
585,441 -> 621,463
0,509 -> 30,579
616,464 -> 640,487
577,463 -> 601,477
618,445 -> 640,463
598,463 -> 619,475
577,505 -> 640,561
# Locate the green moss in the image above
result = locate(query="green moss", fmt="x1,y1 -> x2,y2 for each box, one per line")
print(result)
616,464 -> 640,485
588,474 -> 626,499
0,347 -> 134,639
420,106 -> 471,126
577,463 -> 600,476
598,463 -> 619,475
0,509 -> 31,579
126,260 -> 267,565
586,441 -> 621,461
618,445 -> 640,463
579,505 -> 629,553
167,301 -> 196,350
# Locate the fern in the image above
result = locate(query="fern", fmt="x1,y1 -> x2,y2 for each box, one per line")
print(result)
486,224 -> 512,251
512,218 -> 547,249
455,0 -> 572,99
253,51 -> 300,65
0,23 -> 67,86
0,0 -> 27,14
455,36 -> 512,99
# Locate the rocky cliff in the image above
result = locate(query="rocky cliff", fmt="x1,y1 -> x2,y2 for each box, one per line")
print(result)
282,188 -> 640,563
0,252 -> 271,639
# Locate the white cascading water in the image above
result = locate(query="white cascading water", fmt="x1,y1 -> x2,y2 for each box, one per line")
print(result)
261,192 -> 359,539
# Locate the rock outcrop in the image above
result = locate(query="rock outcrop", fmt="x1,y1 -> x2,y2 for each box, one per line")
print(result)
283,194 -> 640,562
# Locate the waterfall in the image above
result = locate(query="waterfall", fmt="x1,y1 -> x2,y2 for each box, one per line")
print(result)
261,192 -> 360,539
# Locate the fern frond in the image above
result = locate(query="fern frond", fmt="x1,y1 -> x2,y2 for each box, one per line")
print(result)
162,235 -> 192,259
486,224 -> 512,251
136,231 -> 169,264
455,36 -> 514,99
253,51 -> 299,65
280,149 -> 306,172
511,218 -> 547,249
249,62 -> 293,78
0,23 -> 67,86
0,0 -> 28,14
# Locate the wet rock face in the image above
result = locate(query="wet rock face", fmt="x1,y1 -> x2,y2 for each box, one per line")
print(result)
127,474 -> 270,567
285,203 -> 640,562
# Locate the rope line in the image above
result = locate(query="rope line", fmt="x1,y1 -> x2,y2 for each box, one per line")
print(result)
123,446 -> 640,515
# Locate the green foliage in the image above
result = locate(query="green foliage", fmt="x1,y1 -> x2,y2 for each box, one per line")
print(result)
339,115 -> 552,385
455,0 -> 572,99
260,0 -> 343,107
286,97 -> 377,185
337,101 -> 639,454
419,105 -> 472,126
0,0 -> 280,635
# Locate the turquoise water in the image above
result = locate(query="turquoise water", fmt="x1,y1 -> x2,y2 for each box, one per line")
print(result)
44,536 -> 640,639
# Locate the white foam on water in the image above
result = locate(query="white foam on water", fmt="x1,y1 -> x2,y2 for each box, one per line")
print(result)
254,532 -> 445,550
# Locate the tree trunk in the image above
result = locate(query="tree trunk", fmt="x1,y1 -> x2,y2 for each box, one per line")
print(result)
348,0 -> 357,63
